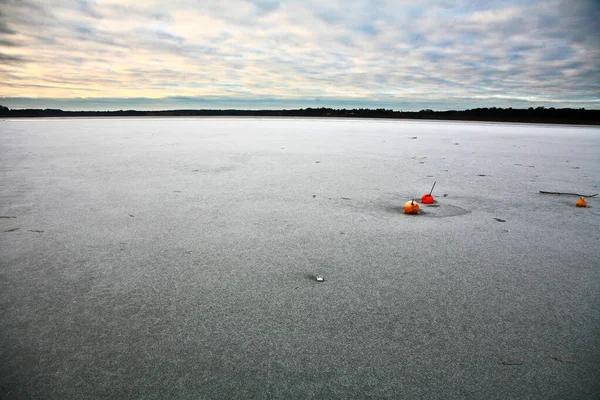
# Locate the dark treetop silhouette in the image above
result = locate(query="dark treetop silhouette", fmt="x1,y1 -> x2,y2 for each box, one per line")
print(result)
1,105 -> 598,125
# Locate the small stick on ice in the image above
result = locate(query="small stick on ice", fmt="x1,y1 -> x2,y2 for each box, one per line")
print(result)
539,191 -> 598,197
429,181 -> 437,196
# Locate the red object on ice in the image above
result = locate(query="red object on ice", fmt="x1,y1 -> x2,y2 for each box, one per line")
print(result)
421,194 -> 435,204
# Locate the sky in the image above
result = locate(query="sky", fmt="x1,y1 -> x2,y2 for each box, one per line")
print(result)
0,0 -> 599,111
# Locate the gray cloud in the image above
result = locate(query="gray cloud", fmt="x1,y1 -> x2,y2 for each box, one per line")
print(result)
0,38 -> 18,46
0,21 -> 16,34
151,11 -> 174,23
154,26 -> 184,43
0,52 -> 28,63
78,0 -> 102,18
2,82 -> 97,91
249,0 -> 280,14
75,23 -> 94,35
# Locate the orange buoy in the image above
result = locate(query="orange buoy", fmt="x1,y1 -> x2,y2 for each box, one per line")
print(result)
576,197 -> 587,207
421,194 -> 434,204
404,199 -> 420,215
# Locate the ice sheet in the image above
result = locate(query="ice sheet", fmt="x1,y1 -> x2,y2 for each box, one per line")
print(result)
1,117 -> 599,398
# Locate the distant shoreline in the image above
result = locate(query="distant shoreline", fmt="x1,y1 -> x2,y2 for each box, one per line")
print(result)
1,106 -> 599,125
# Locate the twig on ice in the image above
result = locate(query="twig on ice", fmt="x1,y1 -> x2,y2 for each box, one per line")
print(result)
539,191 -> 598,197
429,181 -> 437,196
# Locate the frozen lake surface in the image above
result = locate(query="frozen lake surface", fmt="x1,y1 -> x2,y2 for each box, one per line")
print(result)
1,117 -> 599,398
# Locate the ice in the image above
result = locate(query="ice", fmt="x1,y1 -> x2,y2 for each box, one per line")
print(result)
1,117 -> 599,398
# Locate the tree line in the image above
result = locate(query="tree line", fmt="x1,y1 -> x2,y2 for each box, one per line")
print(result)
1,105 -> 598,125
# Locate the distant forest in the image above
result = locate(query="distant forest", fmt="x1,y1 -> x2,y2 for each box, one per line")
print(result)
1,105 -> 599,125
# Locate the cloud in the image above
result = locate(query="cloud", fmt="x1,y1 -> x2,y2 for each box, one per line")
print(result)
154,25 -> 184,43
0,52 -> 28,63
151,11 -> 174,23
0,0 -> 598,109
78,0 -> 102,18
75,23 -> 94,35
0,20 -> 17,34
0,38 -> 18,47
249,0 -> 281,14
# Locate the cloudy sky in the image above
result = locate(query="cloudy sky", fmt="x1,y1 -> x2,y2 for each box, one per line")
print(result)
0,0 -> 599,110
